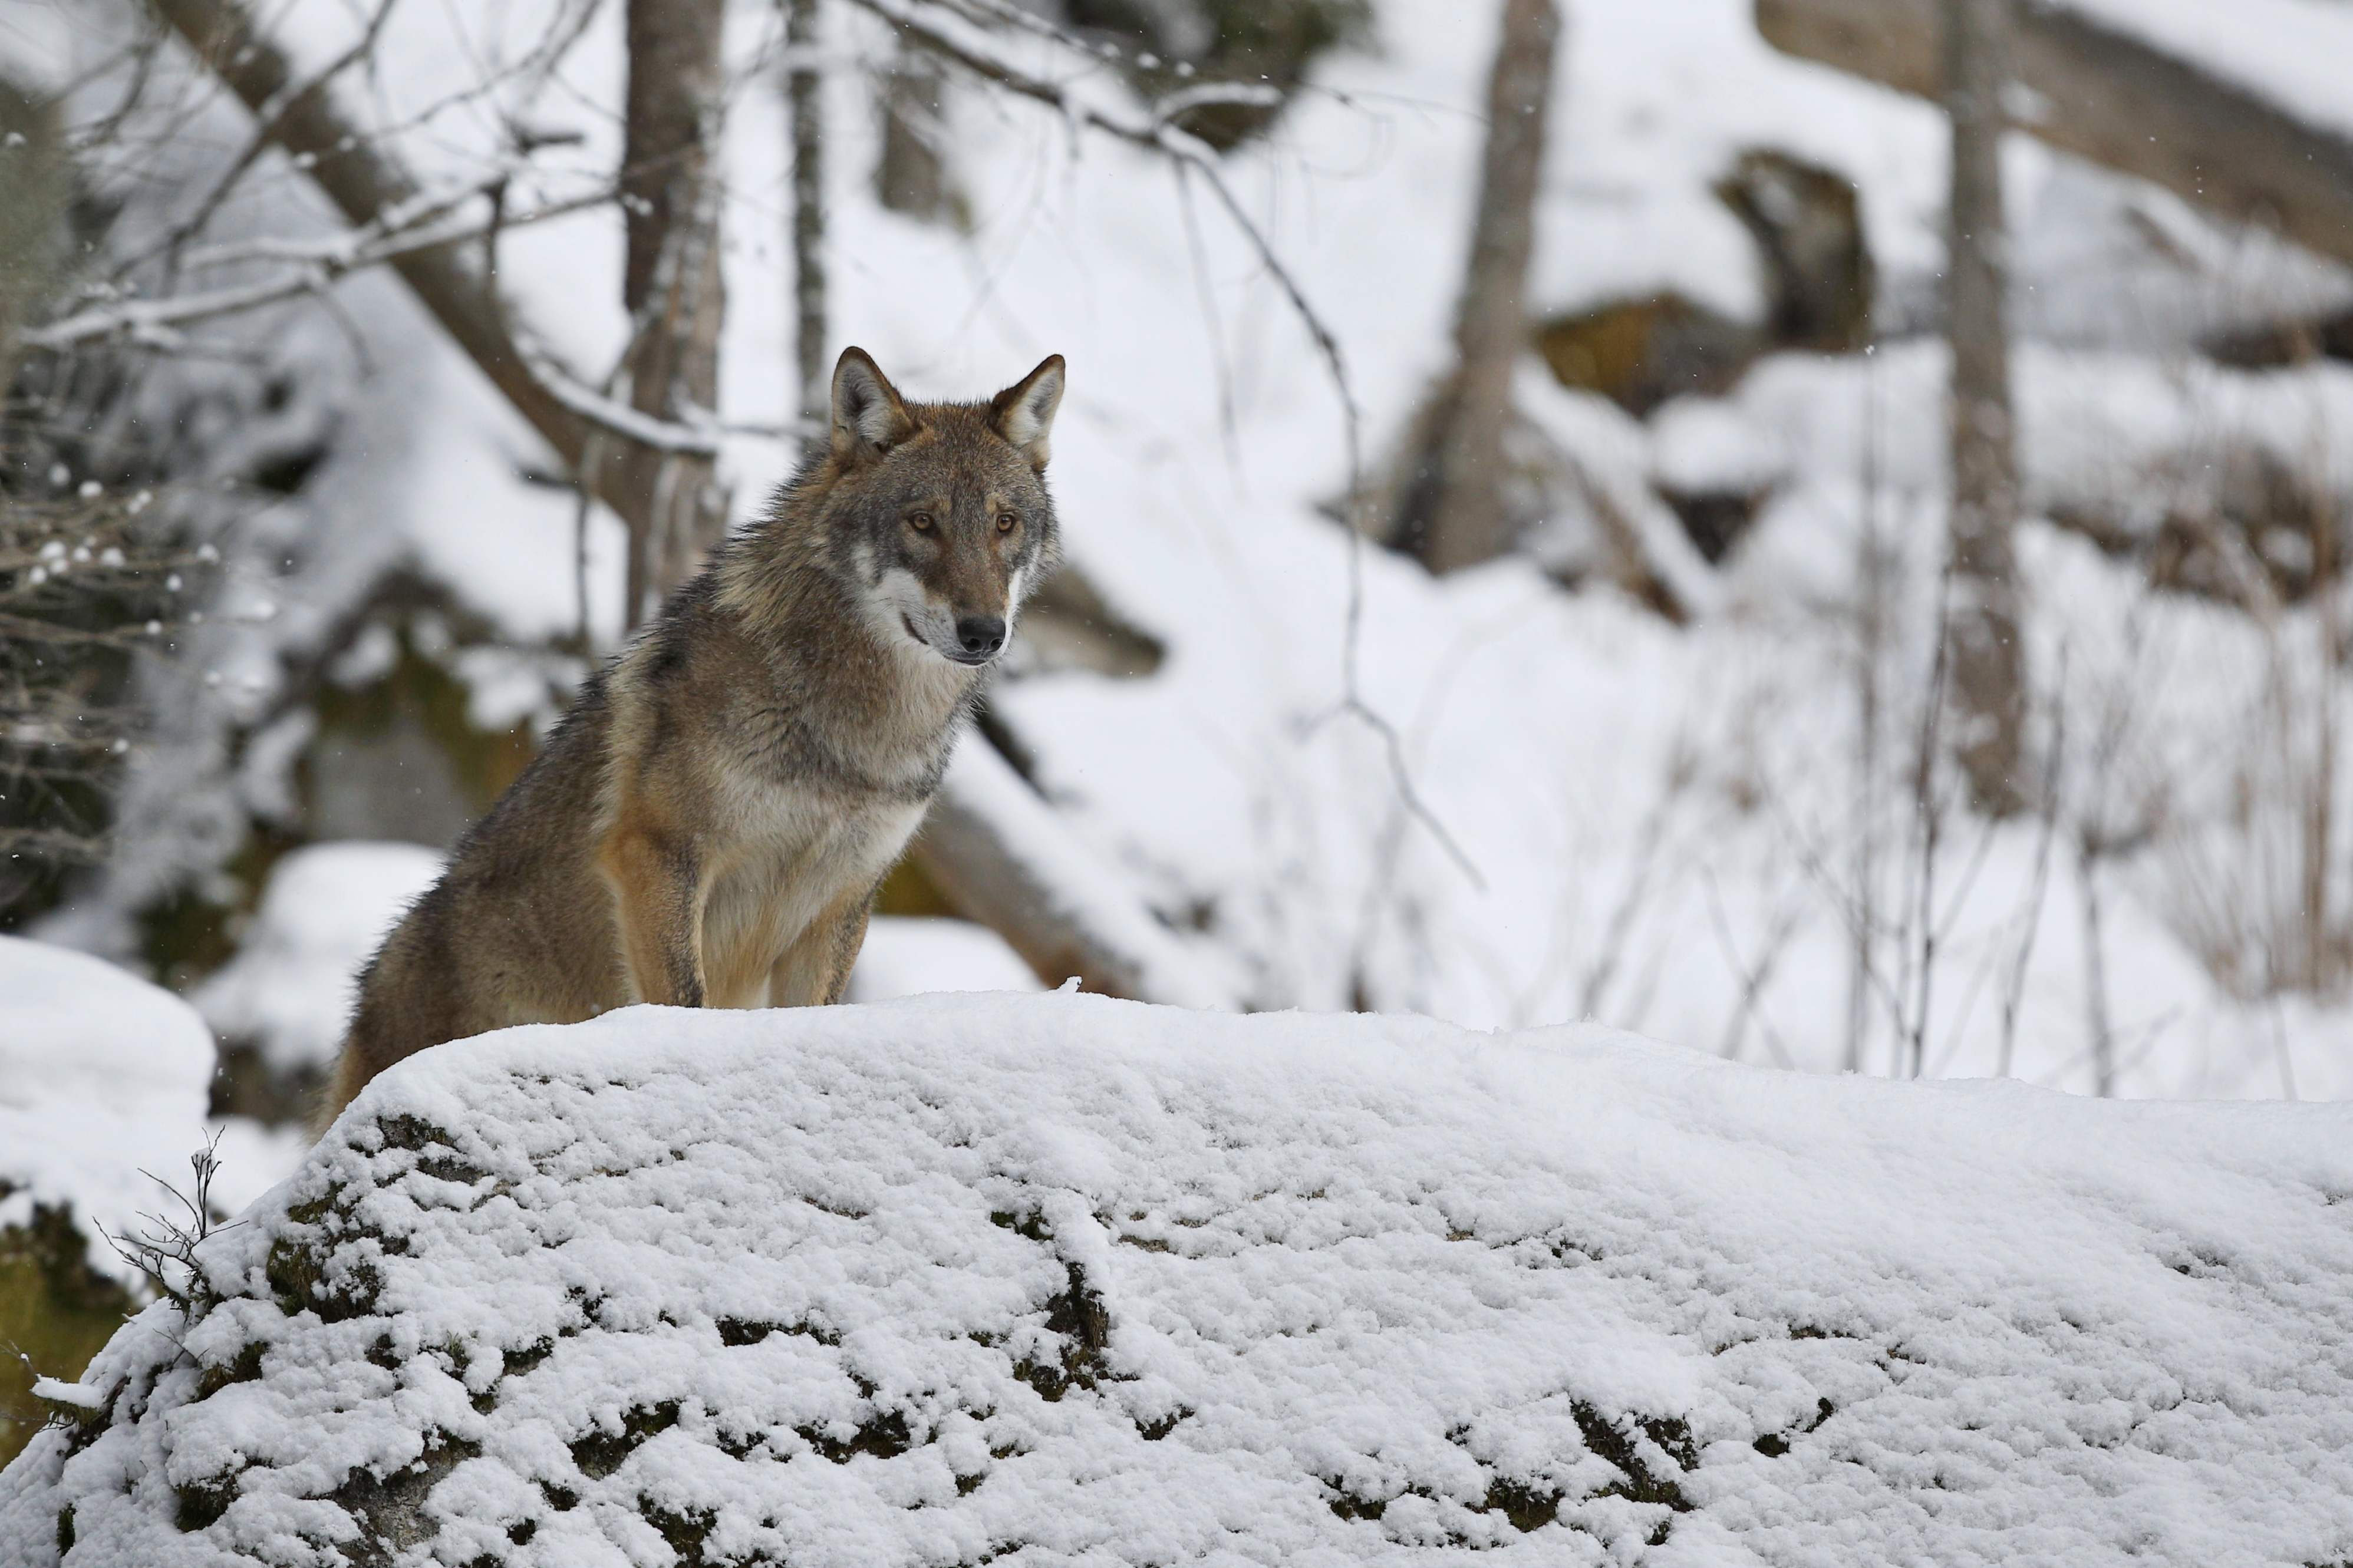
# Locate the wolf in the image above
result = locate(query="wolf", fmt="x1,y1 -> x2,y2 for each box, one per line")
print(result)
321,346 -> 1065,1124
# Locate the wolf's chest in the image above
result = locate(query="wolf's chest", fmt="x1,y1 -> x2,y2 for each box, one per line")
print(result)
693,768 -> 928,994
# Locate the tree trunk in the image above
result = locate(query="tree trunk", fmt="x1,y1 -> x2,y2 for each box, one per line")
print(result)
1413,0 -> 1558,576
1943,0 -> 2027,817
618,0 -> 730,626
787,0 -> 829,429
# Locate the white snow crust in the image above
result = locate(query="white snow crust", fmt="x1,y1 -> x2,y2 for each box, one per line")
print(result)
0,936 -> 218,1280
5,995 -> 2350,1566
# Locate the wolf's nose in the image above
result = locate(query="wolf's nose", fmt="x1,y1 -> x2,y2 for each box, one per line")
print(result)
956,616 -> 1006,658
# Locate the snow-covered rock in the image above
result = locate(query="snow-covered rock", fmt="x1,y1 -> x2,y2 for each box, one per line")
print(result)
0,936 -> 219,1280
6,995 -> 2350,1565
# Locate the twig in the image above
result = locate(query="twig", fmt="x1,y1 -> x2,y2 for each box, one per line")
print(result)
100,1131 -> 240,1313
125,0 -> 406,286
1901,566 -> 1956,1077
1996,646 -> 2067,1078
1703,870 -> 1800,1069
1171,162 -> 1242,483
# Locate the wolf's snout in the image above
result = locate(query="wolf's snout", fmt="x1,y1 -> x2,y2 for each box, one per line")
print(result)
956,615 -> 1006,660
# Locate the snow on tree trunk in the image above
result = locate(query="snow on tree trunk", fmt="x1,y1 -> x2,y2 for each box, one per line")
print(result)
1942,0 -> 2028,817
153,0 -> 729,623
149,0 -> 595,477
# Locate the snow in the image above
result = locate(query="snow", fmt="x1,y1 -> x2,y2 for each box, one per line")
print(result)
0,937 -> 218,1282
20,1386 -> 98,1418
22,0 -> 2353,1150
191,843 -> 444,1075
847,916 -> 1043,1003
935,743 -> 1240,1011
5,995 -> 2352,1565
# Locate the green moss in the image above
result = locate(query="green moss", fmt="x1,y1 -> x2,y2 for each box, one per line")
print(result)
797,1408 -> 912,1464
1013,1262 -> 1111,1402
1568,1401 -> 1695,1513
309,612 -> 538,817
1481,1475 -> 1561,1533
643,1499 -> 717,1567
569,1401 -> 680,1481
0,1201 -> 136,1469
325,1431 -> 483,1558
263,1186 -> 380,1322
1535,295 -> 1762,419
193,1339 -> 267,1401
174,1471 -> 237,1533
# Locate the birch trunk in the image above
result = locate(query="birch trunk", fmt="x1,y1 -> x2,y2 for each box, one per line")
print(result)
1415,0 -> 1558,576
787,0 -> 829,428
618,0 -> 730,625
1943,0 -> 2028,816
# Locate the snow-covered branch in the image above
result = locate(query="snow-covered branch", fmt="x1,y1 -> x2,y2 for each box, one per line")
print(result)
529,360 -> 726,457
25,185 -> 614,353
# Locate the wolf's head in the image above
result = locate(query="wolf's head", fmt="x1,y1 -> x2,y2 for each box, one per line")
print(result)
809,346 -> 1065,668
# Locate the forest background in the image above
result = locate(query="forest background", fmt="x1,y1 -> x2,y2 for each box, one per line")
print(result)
5,0 -> 2353,1468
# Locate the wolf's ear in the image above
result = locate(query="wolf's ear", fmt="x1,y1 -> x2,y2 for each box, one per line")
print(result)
831,347 -> 917,466
990,354 -> 1065,471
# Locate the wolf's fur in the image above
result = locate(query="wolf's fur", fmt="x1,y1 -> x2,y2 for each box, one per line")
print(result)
321,347 -> 1065,1125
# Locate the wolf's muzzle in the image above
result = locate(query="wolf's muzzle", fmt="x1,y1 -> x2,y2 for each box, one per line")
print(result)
954,615 -> 1007,662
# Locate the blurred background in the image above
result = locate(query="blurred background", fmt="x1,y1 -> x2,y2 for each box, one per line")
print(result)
5,0 -> 2352,1458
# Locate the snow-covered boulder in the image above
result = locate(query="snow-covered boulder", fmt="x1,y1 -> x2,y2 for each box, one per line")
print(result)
0,935 -> 218,1272
5,995 -> 2351,1566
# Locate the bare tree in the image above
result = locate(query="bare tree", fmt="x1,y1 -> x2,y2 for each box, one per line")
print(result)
1411,0 -> 1559,575
616,0 -> 731,623
148,0 -> 734,630
787,0 -> 829,427
1942,0 -> 2027,816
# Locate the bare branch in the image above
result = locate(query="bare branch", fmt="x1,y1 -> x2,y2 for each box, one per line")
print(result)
27,184 -> 614,352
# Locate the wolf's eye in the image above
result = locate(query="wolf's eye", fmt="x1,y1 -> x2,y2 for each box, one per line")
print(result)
908,512 -> 935,533
995,513 -> 1017,534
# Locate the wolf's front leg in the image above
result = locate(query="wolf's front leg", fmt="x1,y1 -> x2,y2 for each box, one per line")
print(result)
767,887 -> 875,1007
600,825 -> 710,1007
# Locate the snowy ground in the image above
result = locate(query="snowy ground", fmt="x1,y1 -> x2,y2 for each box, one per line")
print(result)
6,995 -> 2351,1566
26,0 -> 2353,1101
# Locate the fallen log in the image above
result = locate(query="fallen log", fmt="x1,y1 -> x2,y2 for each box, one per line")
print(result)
1754,0 -> 2353,269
